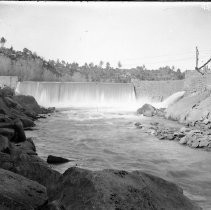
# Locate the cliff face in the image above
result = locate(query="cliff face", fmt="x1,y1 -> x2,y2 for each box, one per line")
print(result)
0,48 -> 61,81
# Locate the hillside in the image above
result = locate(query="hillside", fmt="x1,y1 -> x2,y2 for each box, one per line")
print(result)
0,46 -> 185,82
0,47 -> 62,81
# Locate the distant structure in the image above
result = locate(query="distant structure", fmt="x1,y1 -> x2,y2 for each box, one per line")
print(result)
0,76 -> 18,89
195,47 -> 211,75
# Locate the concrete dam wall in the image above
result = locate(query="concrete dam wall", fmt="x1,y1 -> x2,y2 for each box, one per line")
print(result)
132,79 -> 185,102
16,81 -> 136,109
16,80 -> 185,109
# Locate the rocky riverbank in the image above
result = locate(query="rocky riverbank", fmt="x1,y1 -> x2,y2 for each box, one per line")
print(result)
136,89 -> 211,150
135,119 -> 211,150
0,87 -> 201,209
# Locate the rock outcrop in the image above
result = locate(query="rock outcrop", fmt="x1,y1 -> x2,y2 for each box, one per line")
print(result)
165,91 -> 211,125
135,122 -> 211,149
137,104 -> 166,117
0,151 -> 61,200
0,86 -> 60,203
0,168 -> 48,210
136,89 -> 211,149
47,155 -> 70,164
48,167 -> 200,210
0,135 -> 10,153
0,86 -> 54,128
137,104 -> 157,117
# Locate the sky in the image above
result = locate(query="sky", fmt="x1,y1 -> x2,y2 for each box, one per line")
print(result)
0,2 -> 211,71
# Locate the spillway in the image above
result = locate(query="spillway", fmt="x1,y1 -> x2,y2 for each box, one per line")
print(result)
16,81 -> 137,109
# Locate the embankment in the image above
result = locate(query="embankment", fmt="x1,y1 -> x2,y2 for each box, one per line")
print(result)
139,71 -> 211,149
166,71 -> 211,126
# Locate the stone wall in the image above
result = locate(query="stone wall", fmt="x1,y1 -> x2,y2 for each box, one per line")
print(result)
0,76 -> 18,89
133,79 -> 184,101
184,70 -> 211,94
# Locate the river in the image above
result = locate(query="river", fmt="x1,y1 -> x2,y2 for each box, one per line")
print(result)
26,108 -> 211,210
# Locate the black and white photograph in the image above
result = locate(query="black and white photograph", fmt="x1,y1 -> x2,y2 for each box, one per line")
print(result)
0,1 -> 211,209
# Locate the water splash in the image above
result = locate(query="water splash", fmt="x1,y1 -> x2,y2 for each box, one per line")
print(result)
151,91 -> 185,109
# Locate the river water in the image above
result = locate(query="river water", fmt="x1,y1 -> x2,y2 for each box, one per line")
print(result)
26,108 -> 211,210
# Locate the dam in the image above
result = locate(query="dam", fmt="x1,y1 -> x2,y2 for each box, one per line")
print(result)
15,80 -> 185,109
16,81 -> 137,109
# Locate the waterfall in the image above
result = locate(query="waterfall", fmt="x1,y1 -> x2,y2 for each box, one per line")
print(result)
16,81 -> 137,109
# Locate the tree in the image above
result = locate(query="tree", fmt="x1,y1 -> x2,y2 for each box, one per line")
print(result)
33,52 -> 38,57
176,68 -> 181,74
89,62 -> 94,69
0,37 -> 6,48
171,65 -> 175,71
106,62 -> 111,70
61,60 -> 66,65
23,48 -> 32,55
99,60 -> 104,68
84,63 -> 89,69
71,62 -> 79,70
117,61 -> 122,68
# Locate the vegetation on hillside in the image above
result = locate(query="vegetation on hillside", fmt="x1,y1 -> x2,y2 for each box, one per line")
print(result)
0,38 -> 186,82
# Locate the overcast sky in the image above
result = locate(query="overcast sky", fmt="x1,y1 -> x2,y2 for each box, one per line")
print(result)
0,2 -> 211,71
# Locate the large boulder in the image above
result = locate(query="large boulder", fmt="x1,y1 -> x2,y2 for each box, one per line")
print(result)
0,86 -> 15,98
11,137 -> 37,155
0,114 -> 13,123
0,97 -> 11,116
0,97 -> 35,129
3,96 -> 20,108
12,119 -> 27,142
0,127 -> 15,141
47,155 -> 70,164
19,116 -> 35,128
0,120 -> 27,143
137,104 -> 157,117
50,167 -> 200,210
13,95 -> 42,114
0,151 -> 61,200
0,135 -> 10,153
0,168 -> 47,210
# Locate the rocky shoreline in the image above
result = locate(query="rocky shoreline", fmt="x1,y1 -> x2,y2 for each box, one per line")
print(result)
136,90 -> 211,150
135,119 -> 211,150
0,87 -> 201,209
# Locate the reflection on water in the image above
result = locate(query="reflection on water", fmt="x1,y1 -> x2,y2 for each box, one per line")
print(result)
26,109 -> 211,209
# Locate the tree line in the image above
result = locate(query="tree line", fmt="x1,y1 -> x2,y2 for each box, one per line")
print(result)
0,37 -> 186,82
